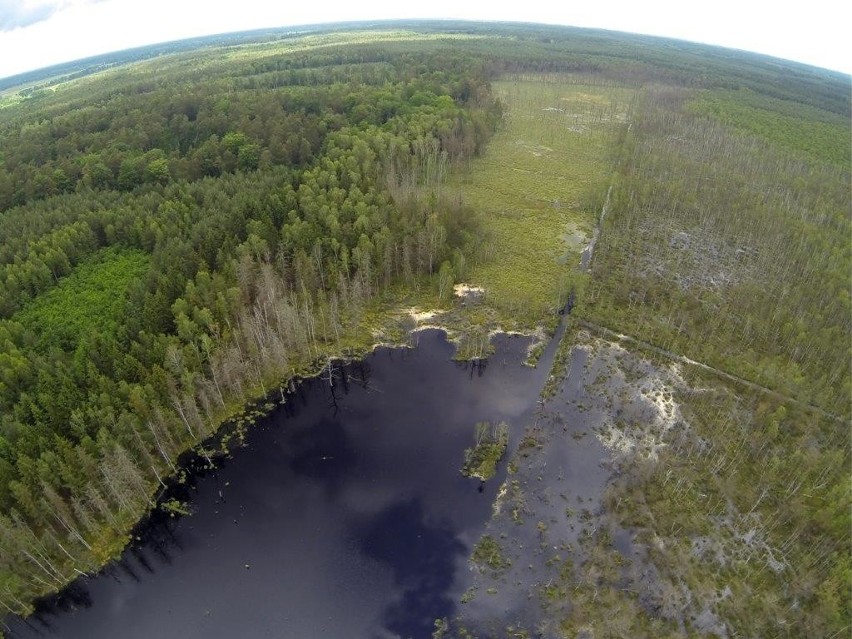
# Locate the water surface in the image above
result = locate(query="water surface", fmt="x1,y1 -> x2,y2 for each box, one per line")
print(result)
6,330 -> 551,639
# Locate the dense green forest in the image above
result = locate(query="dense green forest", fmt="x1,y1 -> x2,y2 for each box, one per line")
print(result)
0,22 -> 848,636
0,35 -> 503,612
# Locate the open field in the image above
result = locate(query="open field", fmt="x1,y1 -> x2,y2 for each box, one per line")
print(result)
452,77 -> 633,328
443,62 -> 849,639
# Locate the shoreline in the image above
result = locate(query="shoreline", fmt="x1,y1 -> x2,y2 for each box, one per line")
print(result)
5,315 -> 558,626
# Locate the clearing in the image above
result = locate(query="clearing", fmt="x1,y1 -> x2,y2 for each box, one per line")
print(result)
454,75 -> 633,328
14,247 -> 149,351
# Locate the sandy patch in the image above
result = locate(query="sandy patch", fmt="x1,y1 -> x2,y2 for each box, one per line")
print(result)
453,283 -> 485,300
562,222 -> 590,251
408,307 -> 439,323
587,341 -> 688,463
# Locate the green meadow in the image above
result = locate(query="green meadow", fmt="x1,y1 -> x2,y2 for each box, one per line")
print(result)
455,77 -> 633,328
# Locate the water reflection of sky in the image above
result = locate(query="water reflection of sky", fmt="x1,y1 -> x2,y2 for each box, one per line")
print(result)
6,330 -> 549,639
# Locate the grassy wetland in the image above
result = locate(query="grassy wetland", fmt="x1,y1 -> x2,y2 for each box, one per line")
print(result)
434,29 -> 849,639
452,77 -> 632,328
0,21 -> 848,638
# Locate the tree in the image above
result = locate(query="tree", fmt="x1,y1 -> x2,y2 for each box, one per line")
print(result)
437,260 -> 454,300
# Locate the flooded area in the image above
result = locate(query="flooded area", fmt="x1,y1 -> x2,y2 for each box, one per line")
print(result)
3,321 -> 689,639
450,330 -> 689,636
4,330 -> 555,639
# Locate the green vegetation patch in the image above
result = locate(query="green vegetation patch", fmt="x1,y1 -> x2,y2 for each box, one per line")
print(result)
471,534 -> 510,572
15,247 -> 149,351
223,29 -> 487,63
689,88 -> 851,165
602,369 -> 851,635
461,421 -> 509,480
583,85 -> 851,416
454,78 -> 632,329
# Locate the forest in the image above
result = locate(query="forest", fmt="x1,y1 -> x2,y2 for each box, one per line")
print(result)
0,36 -> 502,612
582,85 -> 850,415
0,22 -> 848,636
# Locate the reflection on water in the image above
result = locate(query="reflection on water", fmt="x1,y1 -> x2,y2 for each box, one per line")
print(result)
5,330 -> 550,639
358,498 -> 465,637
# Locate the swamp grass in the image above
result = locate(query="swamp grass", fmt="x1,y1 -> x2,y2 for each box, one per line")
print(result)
452,78 -> 633,330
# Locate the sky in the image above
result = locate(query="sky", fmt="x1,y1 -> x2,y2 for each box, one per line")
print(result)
0,0 -> 849,80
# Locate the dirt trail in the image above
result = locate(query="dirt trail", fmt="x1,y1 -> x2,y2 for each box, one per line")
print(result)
578,171 -> 842,424
580,184 -> 612,272
576,319 -> 845,423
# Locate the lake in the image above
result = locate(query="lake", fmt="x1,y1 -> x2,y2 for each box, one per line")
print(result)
5,329 -> 554,639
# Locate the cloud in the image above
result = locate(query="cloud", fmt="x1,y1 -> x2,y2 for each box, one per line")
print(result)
0,0 -> 62,30
0,0 -> 106,31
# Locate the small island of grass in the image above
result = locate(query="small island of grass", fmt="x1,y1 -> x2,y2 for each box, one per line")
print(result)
461,421 -> 509,480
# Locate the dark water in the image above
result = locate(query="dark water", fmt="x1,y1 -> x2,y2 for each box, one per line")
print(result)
6,329 -> 553,639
